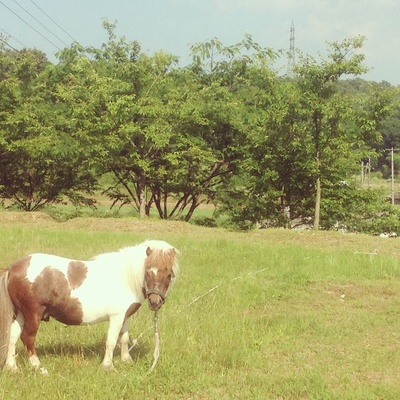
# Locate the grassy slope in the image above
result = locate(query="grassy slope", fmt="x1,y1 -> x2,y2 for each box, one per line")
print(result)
0,212 -> 400,399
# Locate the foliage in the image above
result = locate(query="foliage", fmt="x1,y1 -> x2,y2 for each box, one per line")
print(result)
338,78 -> 400,175
319,183 -> 396,233
0,25 -> 398,231
54,22 -> 241,221
293,36 -> 371,229
0,48 -> 96,211
217,37 -> 390,231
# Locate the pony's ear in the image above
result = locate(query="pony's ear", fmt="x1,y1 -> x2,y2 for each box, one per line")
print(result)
146,247 -> 152,257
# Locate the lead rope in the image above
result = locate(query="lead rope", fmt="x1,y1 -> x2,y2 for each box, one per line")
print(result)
128,310 -> 160,372
149,311 -> 160,372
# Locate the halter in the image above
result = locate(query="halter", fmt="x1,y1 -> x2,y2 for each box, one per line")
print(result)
144,270 -> 175,304
145,288 -> 167,304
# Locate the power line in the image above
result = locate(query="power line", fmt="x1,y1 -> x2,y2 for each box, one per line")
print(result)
13,0 -> 69,47
0,28 -> 28,48
0,0 -> 61,51
29,0 -> 79,44
0,35 -> 19,51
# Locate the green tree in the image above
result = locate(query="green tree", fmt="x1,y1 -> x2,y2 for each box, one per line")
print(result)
156,68 -> 239,221
189,35 -> 281,227
56,22 -> 181,218
0,48 -> 96,211
294,36 -> 370,229
56,24 -> 252,221
218,37 -> 390,231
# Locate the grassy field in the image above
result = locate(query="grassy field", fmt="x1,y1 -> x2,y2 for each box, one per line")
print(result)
0,212 -> 400,399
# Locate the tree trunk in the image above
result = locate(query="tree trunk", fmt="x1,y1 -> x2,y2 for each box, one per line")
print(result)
314,175 -> 321,230
184,198 -> 199,222
313,109 -> 322,231
138,180 -> 146,219
314,151 -> 321,230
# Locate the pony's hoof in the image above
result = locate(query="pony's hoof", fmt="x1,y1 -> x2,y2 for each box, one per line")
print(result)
3,365 -> 19,373
101,363 -> 115,371
39,367 -> 49,375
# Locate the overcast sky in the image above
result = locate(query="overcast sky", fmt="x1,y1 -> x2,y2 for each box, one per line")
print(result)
1,0 -> 399,85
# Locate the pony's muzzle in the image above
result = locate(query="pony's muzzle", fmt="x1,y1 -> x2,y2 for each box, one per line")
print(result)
146,289 -> 166,311
147,293 -> 164,311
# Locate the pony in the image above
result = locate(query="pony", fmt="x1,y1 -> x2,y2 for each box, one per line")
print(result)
0,240 -> 179,373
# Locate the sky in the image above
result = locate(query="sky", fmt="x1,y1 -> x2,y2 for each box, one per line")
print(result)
0,0 -> 399,85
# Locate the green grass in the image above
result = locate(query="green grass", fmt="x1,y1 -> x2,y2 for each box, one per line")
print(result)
1,212 -> 400,399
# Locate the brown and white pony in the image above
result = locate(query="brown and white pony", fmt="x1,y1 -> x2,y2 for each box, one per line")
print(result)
0,240 -> 179,373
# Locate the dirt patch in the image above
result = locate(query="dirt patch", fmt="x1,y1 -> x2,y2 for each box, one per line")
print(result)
3,211 -> 400,258
0,211 -> 56,225
62,216 -> 195,234
252,228 -> 400,258
0,211 -> 215,238
322,282 -> 399,300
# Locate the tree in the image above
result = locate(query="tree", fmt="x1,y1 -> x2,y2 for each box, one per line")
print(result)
56,22 -> 182,218
188,35 -> 282,227
153,68 -> 239,221
218,36 -> 392,231
56,25 -> 255,221
0,48 -> 96,211
294,36 -> 370,229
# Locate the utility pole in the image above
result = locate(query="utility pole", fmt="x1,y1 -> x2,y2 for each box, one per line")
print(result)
384,148 -> 400,205
286,21 -> 295,77
360,159 -> 371,188
391,147 -> 395,205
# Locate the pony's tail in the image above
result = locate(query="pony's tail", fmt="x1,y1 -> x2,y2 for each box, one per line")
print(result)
0,271 -> 13,369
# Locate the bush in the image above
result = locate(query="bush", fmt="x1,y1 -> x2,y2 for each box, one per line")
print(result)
320,184 -> 400,235
191,216 -> 218,228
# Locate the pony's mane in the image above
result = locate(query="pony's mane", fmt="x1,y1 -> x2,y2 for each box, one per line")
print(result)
142,240 -> 180,277
92,240 -> 179,295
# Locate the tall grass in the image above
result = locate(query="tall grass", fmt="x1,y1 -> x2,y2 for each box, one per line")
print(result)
1,214 -> 400,399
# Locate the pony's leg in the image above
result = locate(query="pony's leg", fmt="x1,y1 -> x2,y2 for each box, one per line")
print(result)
120,319 -> 132,363
20,312 -> 47,374
102,315 -> 124,369
3,312 -> 24,371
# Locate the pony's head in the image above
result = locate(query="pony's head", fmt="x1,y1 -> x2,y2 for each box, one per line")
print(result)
144,241 -> 179,311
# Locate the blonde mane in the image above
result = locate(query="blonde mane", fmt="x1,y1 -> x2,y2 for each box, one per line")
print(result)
117,240 -> 179,296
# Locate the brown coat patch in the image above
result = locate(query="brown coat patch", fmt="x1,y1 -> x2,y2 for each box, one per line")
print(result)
31,267 -> 83,325
8,257 -> 84,326
8,255 -> 31,282
7,256 -> 32,313
124,302 -> 141,320
7,256 -> 84,358
67,261 -> 88,290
